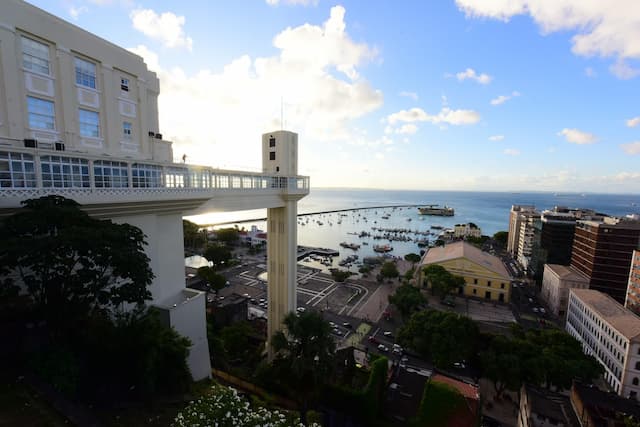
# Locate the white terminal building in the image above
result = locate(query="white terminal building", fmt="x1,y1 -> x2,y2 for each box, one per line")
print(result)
0,0 -> 308,379
566,288 -> 640,400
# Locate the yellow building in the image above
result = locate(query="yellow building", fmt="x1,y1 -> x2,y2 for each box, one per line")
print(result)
419,241 -> 512,303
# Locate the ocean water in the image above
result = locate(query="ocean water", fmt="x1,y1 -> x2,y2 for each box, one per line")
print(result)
186,189 -> 640,267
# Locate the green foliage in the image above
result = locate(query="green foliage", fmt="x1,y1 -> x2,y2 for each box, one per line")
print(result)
30,346 -> 80,395
197,266 -> 227,293
220,321 -> 255,362
380,261 -> 399,279
388,284 -> 426,319
423,264 -> 465,299
0,196 -> 153,334
182,219 -> 205,249
404,253 -> 422,264
466,235 -> 489,247
331,269 -> 353,282
215,227 -> 240,245
398,310 -> 479,368
204,243 -> 232,268
404,266 -> 416,282
414,381 -> 467,427
271,311 -> 336,424
493,231 -> 508,248
358,265 -> 372,275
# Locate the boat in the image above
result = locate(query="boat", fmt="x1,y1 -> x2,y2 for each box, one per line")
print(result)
418,205 -> 454,216
430,225 -> 443,230
373,244 -> 393,253
340,242 -> 361,250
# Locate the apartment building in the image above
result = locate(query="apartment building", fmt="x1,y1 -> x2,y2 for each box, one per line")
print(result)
566,289 -> 640,399
540,264 -> 589,318
625,250 -> 640,315
507,205 -> 538,258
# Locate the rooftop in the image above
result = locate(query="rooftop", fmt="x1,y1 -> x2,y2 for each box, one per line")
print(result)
571,289 -> 640,340
573,381 -> 640,426
525,384 -> 580,427
421,241 -> 511,279
545,264 -> 589,282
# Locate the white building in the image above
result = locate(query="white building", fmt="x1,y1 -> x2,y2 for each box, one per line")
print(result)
0,0 -> 308,379
541,264 -> 589,318
453,222 -> 482,239
507,205 -> 537,258
566,289 -> 640,400
517,214 -> 540,274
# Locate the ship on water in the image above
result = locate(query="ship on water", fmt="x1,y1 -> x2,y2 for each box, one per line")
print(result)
418,205 -> 455,216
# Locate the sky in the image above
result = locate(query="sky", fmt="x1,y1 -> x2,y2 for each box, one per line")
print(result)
28,0 -> 640,193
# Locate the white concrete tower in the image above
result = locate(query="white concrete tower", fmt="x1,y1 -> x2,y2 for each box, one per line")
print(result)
262,131 -> 303,353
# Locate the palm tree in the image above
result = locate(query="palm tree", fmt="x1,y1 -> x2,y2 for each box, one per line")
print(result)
271,311 -> 336,425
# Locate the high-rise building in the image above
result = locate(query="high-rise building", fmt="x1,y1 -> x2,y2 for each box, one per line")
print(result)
570,217 -> 640,303
517,214 -> 540,274
507,205 -> 537,258
625,250 -> 640,315
0,0 -> 309,378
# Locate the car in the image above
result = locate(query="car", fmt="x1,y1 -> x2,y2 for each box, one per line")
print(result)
259,298 -> 266,303
342,322 -> 352,329
392,348 -> 402,355
250,298 -> 257,304
368,335 -> 379,344
539,307 -> 546,314
333,328 -> 343,336
400,356 -> 409,363
528,298 -> 534,303
243,293 -> 250,298
442,299 -> 456,307
532,307 -> 539,313
454,361 -> 466,369
377,344 -> 388,352
383,331 -> 393,337
296,307 -> 306,313
329,321 -> 336,328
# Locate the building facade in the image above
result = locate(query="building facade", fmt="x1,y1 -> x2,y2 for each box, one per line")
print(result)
541,264 -> 589,318
419,241 -> 512,303
566,289 -> 640,400
517,384 -> 579,427
454,222 -> 482,239
507,205 -> 538,258
517,214 -> 540,274
570,217 -> 640,303
626,250 -> 640,315
0,0 -> 309,379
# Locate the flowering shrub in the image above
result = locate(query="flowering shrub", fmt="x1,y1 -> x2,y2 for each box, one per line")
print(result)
172,384 -> 320,427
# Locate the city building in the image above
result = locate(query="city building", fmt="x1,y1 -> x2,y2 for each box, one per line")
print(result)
419,241 -> 512,302
566,289 -> 640,399
541,264 -> 589,318
517,214 -> 541,274
453,222 -> 482,239
239,225 -> 267,247
517,383 -> 580,427
571,381 -> 640,427
626,250 -> 640,315
570,217 -> 640,303
507,205 -> 538,258
0,0 -> 309,378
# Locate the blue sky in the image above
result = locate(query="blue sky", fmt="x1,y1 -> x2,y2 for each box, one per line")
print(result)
29,0 -> 640,193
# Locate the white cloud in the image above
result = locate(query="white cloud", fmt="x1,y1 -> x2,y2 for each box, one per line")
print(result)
130,9 -> 193,51
557,128 -> 598,144
128,6 -> 382,169
395,124 -> 418,135
489,135 -> 504,141
266,0 -> 319,5
621,141 -> 640,155
455,0 -> 640,79
610,59 -> 640,80
627,117 -> 640,128
399,91 -> 418,101
455,68 -> 492,84
387,107 -> 480,126
503,148 -> 520,156
490,91 -> 520,106
69,5 -> 88,20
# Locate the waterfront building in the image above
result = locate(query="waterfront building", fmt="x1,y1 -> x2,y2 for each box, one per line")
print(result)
566,289 -> 640,399
540,264 -> 589,318
419,241 -> 512,303
570,217 -> 640,303
517,383 -> 580,427
507,205 -> 538,258
0,0 -> 309,378
453,222 -> 482,239
625,250 -> 640,316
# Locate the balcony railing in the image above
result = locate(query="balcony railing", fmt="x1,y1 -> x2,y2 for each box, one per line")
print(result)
0,137 -> 309,198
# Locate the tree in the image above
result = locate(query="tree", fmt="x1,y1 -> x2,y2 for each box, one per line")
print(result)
404,253 -> 422,265
197,266 -> 227,295
0,196 -> 153,335
493,231 -> 508,249
204,243 -> 232,268
423,264 -> 465,299
388,284 -> 425,319
330,269 -> 352,282
380,261 -> 399,281
215,227 -> 240,245
271,311 -> 336,425
480,335 -> 523,399
220,321 -> 255,362
183,219 -> 205,250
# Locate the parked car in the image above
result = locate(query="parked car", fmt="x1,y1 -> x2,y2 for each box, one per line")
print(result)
296,307 -> 306,313
342,322 -> 352,329
383,331 -> 393,337
368,335 -> 379,344
377,344 -> 388,352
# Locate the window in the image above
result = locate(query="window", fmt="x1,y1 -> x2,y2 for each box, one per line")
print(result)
0,152 -> 36,188
472,288 -> 477,295
269,137 -> 276,147
94,161 -> 128,188
473,278 -> 478,285
633,377 -> 639,386
121,78 -> 129,92
132,163 -> 162,188
123,122 -> 132,139
269,151 -> 276,160
501,283 -> 505,289
79,109 -> 100,138
488,281 -> 492,287
75,57 -> 97,89
27,97 -> 55,130
635,361 -> 640,370
40,156 -> 89,188
22,36 -> 50,75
